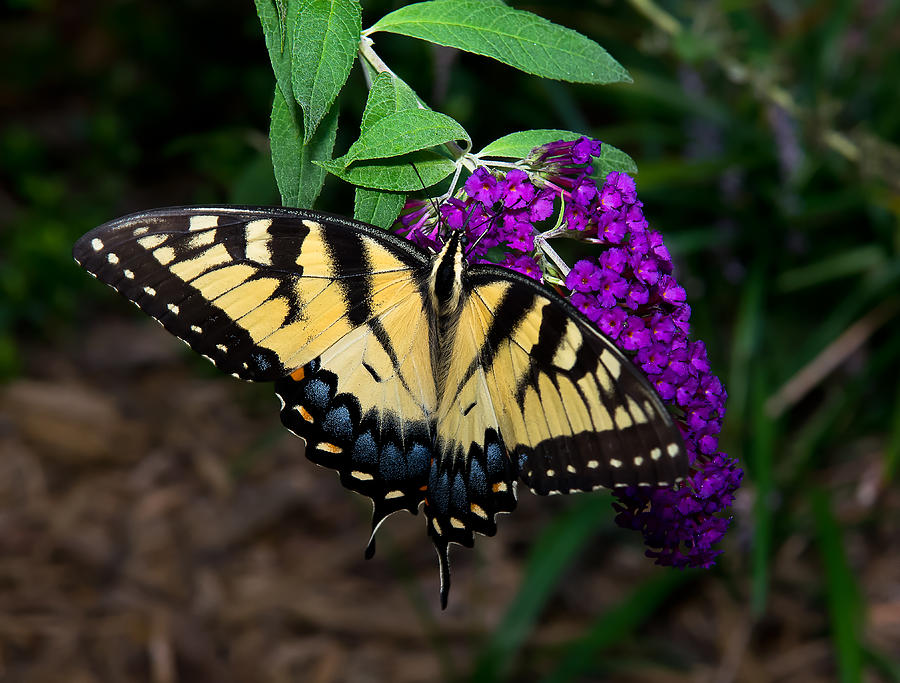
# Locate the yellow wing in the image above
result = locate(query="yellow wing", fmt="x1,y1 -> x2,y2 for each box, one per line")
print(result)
73,206 -> 432,381
465,269 -> 687,492
428,266 -> 688,605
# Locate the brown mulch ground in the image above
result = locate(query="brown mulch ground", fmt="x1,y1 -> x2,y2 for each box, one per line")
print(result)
1,319 -> 898,682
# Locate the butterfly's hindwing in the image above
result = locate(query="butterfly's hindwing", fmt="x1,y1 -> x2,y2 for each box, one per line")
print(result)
276,359 -> 433,538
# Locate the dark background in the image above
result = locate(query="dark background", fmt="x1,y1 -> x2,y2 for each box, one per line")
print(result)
2,0 -> 899,681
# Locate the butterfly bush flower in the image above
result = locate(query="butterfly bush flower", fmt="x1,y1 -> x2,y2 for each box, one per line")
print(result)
395,137 -> 741,568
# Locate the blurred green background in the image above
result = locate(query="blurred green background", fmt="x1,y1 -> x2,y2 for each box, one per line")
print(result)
2,0 -> 899,681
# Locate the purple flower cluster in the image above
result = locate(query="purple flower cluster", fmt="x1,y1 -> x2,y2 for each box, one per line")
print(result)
395,137 -> 741,568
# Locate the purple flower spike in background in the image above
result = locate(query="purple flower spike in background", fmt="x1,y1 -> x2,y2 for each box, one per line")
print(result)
396,136 -> 740,568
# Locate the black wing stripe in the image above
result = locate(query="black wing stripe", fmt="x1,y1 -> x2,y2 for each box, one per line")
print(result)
463,267 -> 687,495
73,206 -> 434,382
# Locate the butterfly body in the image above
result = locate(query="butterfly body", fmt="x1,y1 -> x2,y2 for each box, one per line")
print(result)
74,205 -> 687,607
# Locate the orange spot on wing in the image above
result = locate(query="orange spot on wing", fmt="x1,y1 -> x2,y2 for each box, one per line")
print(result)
290,366 -> 306,382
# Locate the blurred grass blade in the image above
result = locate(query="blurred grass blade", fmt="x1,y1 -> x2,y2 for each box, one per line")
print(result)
885,380 -> 900,484
863,645 -> 900,682
542,570 -> 693,682
810,488 -> 864,683
470,495 -> 613,682
726,261 -> 773,616
750,370 -> 775,617
776,245 -> 886,292
727,260 -> 765,452
788,263 -> 900,391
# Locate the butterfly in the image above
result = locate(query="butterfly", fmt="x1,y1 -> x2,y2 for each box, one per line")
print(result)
73,205 -> 687,608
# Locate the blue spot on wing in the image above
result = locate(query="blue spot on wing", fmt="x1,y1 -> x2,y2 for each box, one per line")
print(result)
251,353 -> 271,372
323,406 -> 352,440
451,473 -> 466,510
468,459 -> 486,495
407,443 -> 430,480
304,379 -> 331,410
352,432 -> 378,465
379,442 -> 405,481
431,467 -> 450,515
486,441 -> 506,477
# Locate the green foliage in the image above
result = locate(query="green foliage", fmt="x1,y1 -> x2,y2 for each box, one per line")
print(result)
257,0 -> 634,208
339,108 -> 470,165
270,85 -> 338,207
367,0 -> 631,84
812,488 -> 864,683
291,0 -> 361,142
318,150 -> 456,191
360,72 -> 423,130
354,186 -> 406,228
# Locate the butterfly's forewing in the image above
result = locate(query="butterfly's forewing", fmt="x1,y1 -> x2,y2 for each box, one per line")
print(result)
72,206 -> 431,381
465,266 -> 688,493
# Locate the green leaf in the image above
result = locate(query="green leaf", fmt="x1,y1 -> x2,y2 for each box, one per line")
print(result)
354,187 -> 406,228
360,72 -> 423,131
292,0 -> 361,142
593,143 -> 638,179
368,0 -> 630,84
254,0 -> 301,120
270,85 -> 339,208
811,488 -> 864,683
318,150 -> 455,191
478,129 -> 582,158
478,129 -> 637,178
340,109 -> 469,165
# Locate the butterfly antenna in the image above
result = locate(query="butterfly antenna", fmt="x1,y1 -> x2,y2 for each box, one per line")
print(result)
464,203 -> 500,258
409,161 -> 447,250
409,162 -> 441,217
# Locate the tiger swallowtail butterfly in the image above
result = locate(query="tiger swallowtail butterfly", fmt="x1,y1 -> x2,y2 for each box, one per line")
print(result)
73,205 -> 687,608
